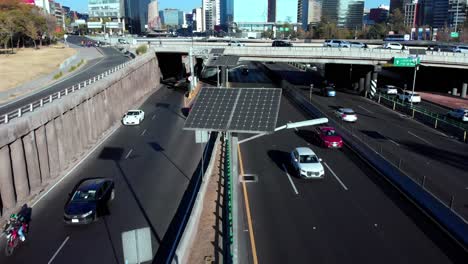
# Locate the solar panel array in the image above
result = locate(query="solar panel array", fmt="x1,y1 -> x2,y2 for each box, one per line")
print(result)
210,48 -> 225,54
184,88 -> 282,133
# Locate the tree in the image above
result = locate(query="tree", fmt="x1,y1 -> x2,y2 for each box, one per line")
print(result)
24,20 -> 38,48
366,23 -> 388,39
388,9 -> 408,34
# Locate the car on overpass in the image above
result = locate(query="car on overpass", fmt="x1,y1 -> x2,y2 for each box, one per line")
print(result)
323,39 -> 350,48
64,178 -> 115,225
335,108 -> 358,122
228,40 -> 245,47
349,41 -> 368,48
453,45 -> 468,53
378,85 -> 399,95
383,42 -> 405,50
320,86 -> 336,97
447,108 -> 468,122
122,110 -> 145,125
314,126 -> 343,148
290,147 -> 325,179
272,40 -> 293,47
397,90 -> 421,103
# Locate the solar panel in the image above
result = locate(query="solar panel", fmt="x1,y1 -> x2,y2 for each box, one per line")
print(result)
210,48 -> 225,54
212,55 -> 240,67
184,88 -> 282,133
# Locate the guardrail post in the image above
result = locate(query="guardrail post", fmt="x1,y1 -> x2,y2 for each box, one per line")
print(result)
72,86 -> 75,93
40,99 -> 43,107
29,103 -> 33,112
57,91 -> 61,99
4,114 -> 8,123
94,76 -> 96,82
378,94 -> 381,103
412,109 -> 415,118
422,175 -> 426,188
393,101 -> 396,110
49,95 -> 53,103
434,119 -> 438,129
65,88 -> 68,96
18,108 -> 22,117
464,131 -> 467,142
78,83 -> 81,90
449,196 -> 454,209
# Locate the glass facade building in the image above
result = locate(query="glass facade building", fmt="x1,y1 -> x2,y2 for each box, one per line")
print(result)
322,0 -> 364,29
220,0 -> 234,26
159,9 -> 184,26
233,0 -> 268,23
88,0 -> 123,18
124,0 -> 151,34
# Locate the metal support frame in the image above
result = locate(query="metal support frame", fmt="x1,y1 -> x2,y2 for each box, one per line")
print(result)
230,134 -> 239,264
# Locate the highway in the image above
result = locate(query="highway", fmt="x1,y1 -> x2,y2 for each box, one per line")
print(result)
0,86 -> 201,263
264,62 -> 468,220
0,36 -> 129,115
230,64 -> 467,263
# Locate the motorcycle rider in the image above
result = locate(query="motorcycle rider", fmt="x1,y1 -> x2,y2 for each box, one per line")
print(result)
3,204 -> 31,242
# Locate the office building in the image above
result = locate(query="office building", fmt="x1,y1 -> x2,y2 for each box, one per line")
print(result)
159,8 -> 184,27
193,8 -> 204,32
419,0 -> 448,28
220,0 -> 234,27
322,0 -> 364,29
299,0 -> 322,29
369,5 -> 389,23
404,0 -> 420,27
203,0 -> 220,31
148,0 -> 161,31
233,0 -> 268,23
448,0 -> 468,29
89,0 -> 123,18
268,0 -> 276,22
124,0 -> 151,34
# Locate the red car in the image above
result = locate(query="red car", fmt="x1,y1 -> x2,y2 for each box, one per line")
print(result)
315,126 -> 343,148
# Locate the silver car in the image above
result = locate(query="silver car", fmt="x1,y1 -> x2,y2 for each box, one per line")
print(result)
290,147 -> 324,179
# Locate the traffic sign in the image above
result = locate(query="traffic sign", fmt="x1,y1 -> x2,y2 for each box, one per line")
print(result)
393,57 -> 420,67
450,32 -> 459,38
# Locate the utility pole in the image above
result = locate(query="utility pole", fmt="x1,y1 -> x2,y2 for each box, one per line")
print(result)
455,0 -> 460,33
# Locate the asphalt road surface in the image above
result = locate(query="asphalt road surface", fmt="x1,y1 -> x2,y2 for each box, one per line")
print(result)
231,65 -> 467,263
0,36 -> 129,115
265,62 -> 468,220
0,86 -> 201,263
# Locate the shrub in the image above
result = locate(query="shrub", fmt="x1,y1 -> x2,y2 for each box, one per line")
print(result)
53,71 -> 63,79
136,44 -> 147,55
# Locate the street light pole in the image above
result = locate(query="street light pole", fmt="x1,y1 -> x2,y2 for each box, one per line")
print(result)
455,0 -> 460,33
411,64 -> 419,107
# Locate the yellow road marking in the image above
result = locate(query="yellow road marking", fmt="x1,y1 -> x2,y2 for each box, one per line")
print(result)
237,146 -> 259,264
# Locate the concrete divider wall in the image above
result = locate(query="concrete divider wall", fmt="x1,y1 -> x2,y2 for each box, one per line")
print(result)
0,52 -> 160,217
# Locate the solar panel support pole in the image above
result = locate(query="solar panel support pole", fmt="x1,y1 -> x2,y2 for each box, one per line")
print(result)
230,134 -> 239,264
217,66 -> 220,87
189,47 -> 195,92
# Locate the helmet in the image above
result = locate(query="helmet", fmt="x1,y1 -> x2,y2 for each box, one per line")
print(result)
9,214 -> 17,221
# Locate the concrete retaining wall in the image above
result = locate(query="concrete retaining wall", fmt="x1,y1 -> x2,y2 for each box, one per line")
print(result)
0,52 -> 161,217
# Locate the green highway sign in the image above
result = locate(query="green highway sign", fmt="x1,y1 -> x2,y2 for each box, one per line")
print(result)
393,57 -> 420,67
450,32 -> 459,38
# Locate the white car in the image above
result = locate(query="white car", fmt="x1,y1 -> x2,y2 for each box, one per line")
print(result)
335,108 -> 358,122
228,40 -> 245,47
290,147 -> 324,179
122,110 -> 145,125
453,46 -> 468,53
397,90 -> 421,103
378,85 -> 398,95
383,42 -> 404,50
447,108 -> 468,122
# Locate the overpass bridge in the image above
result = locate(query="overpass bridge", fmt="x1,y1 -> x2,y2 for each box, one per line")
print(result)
153,44 -> 468,69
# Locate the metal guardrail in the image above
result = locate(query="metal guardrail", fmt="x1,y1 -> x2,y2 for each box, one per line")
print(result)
375,93 -> 468,142
0,61 -> 132,125
224,135 -> 234,262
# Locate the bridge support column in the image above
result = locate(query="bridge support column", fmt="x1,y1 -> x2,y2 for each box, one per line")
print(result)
461,83 -> 467,98
370,72 -> 378,98
365,71 -> 371,95
359,78 -> 365,94
0,145 -> 16,215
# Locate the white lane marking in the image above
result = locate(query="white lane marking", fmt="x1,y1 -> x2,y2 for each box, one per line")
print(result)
151,114 -> 156,120
358,105 -> 373,114
385,137 -> 400,146
282,164 -> 299,195
125,149 -> 133,159
48,236 -> 70,264
408,131 -> 434,146
323,162 -> 348,191
141,129 -> 147,136
31,125 -> 120,208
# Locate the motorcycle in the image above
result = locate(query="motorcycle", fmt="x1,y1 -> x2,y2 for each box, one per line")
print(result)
3,223 -> 28,256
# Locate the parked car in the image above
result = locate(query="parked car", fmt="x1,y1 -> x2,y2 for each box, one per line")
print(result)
378,85 -> 399,95
118,38 -> 129,44
383,42 -> 404,50
241,66 -> 249,75
228,40 -> 245,47
335,108 -> 358,122
447,108 -> 468,122
397,90 -> 421,103
64,178 -> 115,224
290,147 -> 324,179
323,39 -> 350,48
315,126 -> 343,148
453,45 -> 468,53
272,40 -> 292,47
122,110 -> 145,125
349,41 -> 368,48
321,86 -> 336,97
427,45 -> 454,52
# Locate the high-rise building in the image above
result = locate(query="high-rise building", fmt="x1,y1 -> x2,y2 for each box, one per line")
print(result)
148,0 -> 161,30
203,0 -> 220,31
193,8 -> 204,32
220,0 -> 234,26
448,0 -> 468,29
159,9 -> 184,27
369,5 -> 389,24
268,0 -> 276,22
124,0 -> 151,34
233,0 -> 268,23
89,0 -> 123,18
404,0 -> 420,27
34,0 -> 51,13
299,0 -> 322,29
322,0 -> 364,29
419,0 -> 449,28
275,0 -> 298,23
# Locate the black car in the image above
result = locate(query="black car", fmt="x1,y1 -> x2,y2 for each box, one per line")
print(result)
241,67 -> 249,75
64,178 -> 115,224
272,40 -> 292,47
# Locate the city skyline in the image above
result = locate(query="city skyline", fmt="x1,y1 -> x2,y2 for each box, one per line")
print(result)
56,0 -> 391,14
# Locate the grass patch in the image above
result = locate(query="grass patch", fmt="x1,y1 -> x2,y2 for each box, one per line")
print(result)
53,71 -> 63,80
68,59 -> 85,73
136,44 -> 147,55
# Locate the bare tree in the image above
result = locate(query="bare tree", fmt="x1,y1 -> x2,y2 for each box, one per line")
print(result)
24,20 -> 38,49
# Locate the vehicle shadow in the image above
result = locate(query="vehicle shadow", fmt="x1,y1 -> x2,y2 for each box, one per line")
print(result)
156,103 -> 186,120
294,129 -> 321,147
360,130 -> 387,140
148,142 -> 190,181
266,150 -> 298,178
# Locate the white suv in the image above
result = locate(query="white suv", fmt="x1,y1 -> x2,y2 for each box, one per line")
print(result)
383,42 -> 404,50
379,85 -> 398,95
323,39 -> 350,48
290,147 -> 324,179
398,90 -> 421,103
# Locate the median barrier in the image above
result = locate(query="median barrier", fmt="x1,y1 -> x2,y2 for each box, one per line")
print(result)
260,63 -> 468,249
0,52 -> 160,218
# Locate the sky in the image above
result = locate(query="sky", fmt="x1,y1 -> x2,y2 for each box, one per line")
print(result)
56,0 -> 390,14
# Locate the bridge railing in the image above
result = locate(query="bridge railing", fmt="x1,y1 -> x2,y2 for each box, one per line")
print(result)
0,61 -> 133,125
